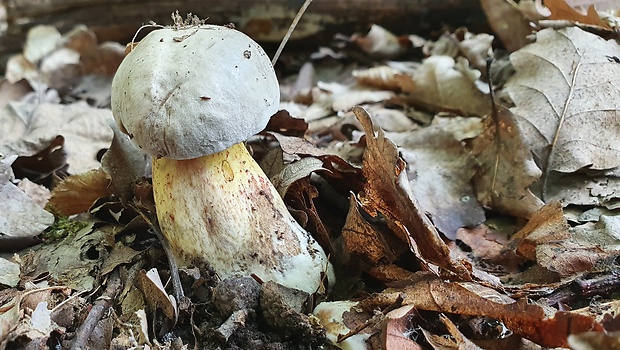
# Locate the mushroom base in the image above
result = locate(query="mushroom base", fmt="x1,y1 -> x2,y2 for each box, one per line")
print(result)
152,142 -> 332,293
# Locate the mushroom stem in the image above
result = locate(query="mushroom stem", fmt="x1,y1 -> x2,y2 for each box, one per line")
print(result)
152,142 -> 330,293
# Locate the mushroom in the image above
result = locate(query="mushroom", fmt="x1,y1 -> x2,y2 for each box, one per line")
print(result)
111,23 -> 332,293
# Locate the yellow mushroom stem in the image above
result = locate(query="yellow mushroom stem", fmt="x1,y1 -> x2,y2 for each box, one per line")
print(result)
151,142 -> 330,293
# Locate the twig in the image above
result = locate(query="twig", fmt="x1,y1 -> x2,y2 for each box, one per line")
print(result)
271,0 -> 313,66
132,204 -> 185,302
70,270 -> 122,350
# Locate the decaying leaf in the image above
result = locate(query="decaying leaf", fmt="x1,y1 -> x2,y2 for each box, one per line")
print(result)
505,27 -> 620,199
506,201 -> 570,261
391,126 -> 485,239
0,102 -> 114,174
341,196 -> 400,267
470,105 -> 544,218
24,222 -> 112,291
352,106 -> 470,279
396,56 -> 491,117
101,121 -> 149,203
136,268 -> 178,322
361,272 -> 604,348
0,156 -> 54,237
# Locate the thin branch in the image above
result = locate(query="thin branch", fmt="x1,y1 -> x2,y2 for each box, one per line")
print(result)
271,0 -> 313,66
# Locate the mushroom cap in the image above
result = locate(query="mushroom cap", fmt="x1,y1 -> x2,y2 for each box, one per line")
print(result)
111,25 -> 280,159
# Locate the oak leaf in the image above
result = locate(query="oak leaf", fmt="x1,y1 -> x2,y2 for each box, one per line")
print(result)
505,27 -> 620,199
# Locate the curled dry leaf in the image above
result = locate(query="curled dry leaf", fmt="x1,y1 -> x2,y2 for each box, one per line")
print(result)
470,105 -> 544,219
361,272 -> 604,348
506,201 -> 570,261
47,168 -> 112,216
101,121 -> 149,204
353,66 -> 402,91
505,27 -> 620,199
396,56 -> 491,117
354,24 -> 406,59
382,305 -> 422,350
341,195 -> 400,267
352,106 -> 470,279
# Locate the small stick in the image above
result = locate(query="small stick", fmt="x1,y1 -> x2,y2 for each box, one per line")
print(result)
70,270 -> 122,350
271,0 -> 313,66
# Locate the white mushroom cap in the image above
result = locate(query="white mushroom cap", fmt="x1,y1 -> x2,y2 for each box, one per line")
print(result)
111,25 -> 280,160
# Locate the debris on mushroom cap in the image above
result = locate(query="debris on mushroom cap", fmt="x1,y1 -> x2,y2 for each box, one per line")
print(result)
111,24 -> 280,160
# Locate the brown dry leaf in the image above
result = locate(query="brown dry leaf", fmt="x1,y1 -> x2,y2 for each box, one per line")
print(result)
536,240 -> 607,277
47,168 -> 111,216
101,121 -> 149,204
390,126 -> 485,239
341,196 -> 400,267
362,272 -> 604,348
352,106 -> 470,279
396,56 -> 491,117
506,201 -> 570,261
422,314 -> 482,350
504,27 -> 620,199
471,105 -> 544,219
480,0 -> 533,52
382,305 -> 422,350
545,0 -> 610,28
136,268 -> 177,322
455,225 -> 520,271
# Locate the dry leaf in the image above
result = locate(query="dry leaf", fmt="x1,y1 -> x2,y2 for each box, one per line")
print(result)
101,121 -> 150,203
397,56 -> 491,117
0,101 -> 114,173
0,156 -> 54,237
505,27 -> 620,199
470,105 -> 544,219
48,168 -> 112,216
506,201 -> 570,260
353,66 -> 402,91
382,305 -> 422,350
545,0 -> 610,28
390,127 -> 485,239
480,0 -> 533,52
136,268 -> 178,322
362,272 -> 604,348
354,24 -> 406,59
543,168 -> 620,207
353,106 -> 470,279
341,196 -> 399,267
421,314 -> 483,350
